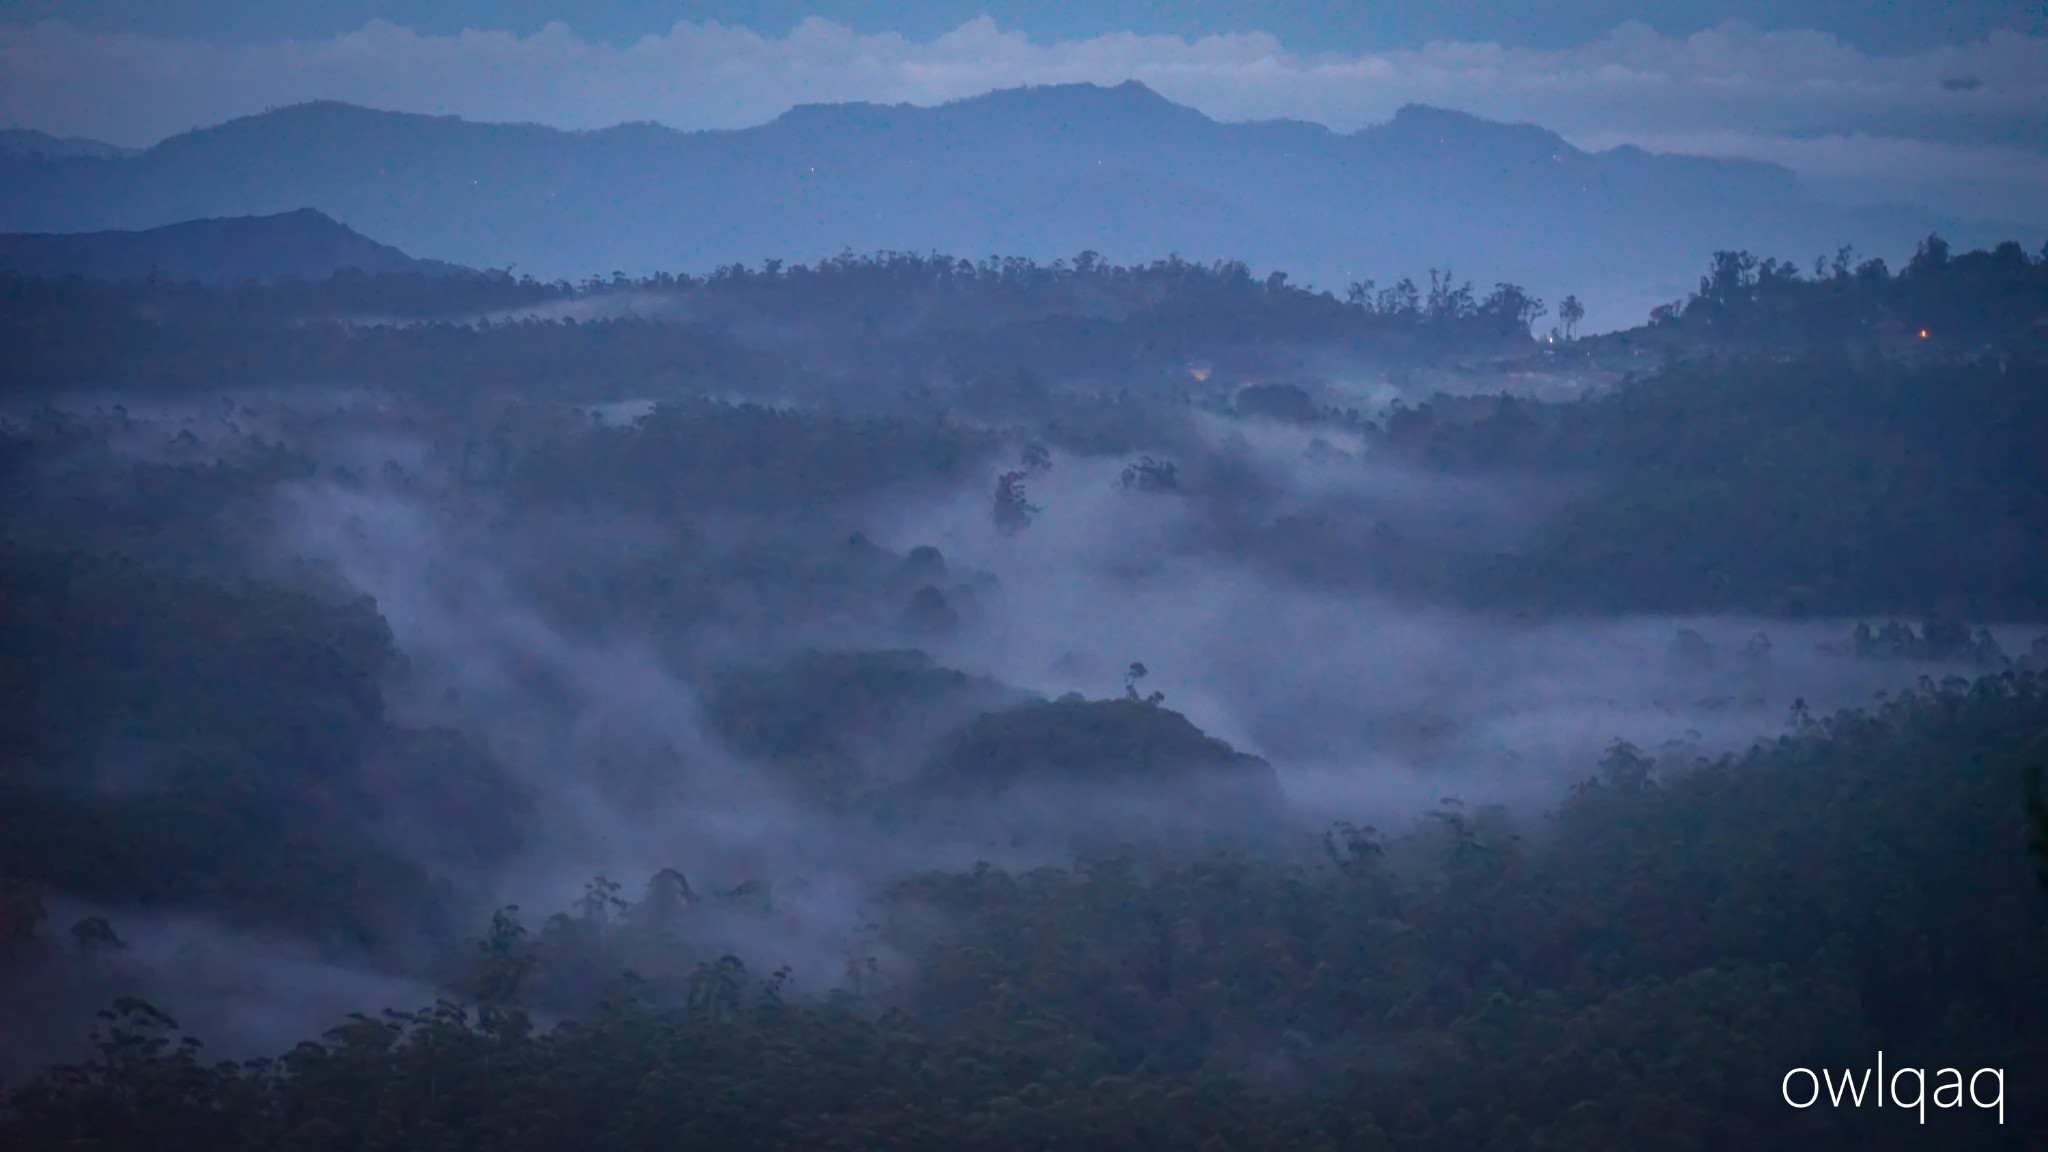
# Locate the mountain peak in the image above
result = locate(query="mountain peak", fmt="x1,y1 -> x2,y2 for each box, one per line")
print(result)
768,99 -> 915,132
1357,103 -> 1584,169
948,80 -> 1185,112
156,100 -> 489,157
763,81 -> 1211,143
217,100 -> 443,131
1377,104 -> 1572,147
935,80 -> 1210,129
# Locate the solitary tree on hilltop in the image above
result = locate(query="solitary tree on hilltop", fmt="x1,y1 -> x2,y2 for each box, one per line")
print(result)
1559,294 -> 1586,340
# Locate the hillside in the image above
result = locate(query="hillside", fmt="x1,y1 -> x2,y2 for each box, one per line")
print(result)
0,208 -> 453,283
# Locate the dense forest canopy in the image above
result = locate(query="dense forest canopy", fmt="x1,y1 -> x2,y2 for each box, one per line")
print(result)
4,675 -> 2045,1150
2,236 -> 2047,1149
1618,235 -> 2048,353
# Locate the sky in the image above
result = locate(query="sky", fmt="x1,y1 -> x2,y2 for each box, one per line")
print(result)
1,1 -> 2046,225
6,0 -> 2044,52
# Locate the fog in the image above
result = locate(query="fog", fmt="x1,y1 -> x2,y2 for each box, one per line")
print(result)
3,2 -> 2045,1140
6,373 -> 2029,1078
877,437 -> 2016,821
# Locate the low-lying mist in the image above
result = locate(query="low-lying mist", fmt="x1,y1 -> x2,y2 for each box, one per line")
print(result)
2,380 -> 2036,1078
876,436 -> 2020,818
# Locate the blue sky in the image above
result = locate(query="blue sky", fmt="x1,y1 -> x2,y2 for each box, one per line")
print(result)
5,0 -> 2043,52
2,2 -> 2045,225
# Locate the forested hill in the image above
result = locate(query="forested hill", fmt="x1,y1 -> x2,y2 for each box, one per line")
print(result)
4,241 -> 2047,620
2,85 -> 2034,328
4,674 -> 2046,1150
3,230 -> 2048,1149
1591,234 -> 2048,355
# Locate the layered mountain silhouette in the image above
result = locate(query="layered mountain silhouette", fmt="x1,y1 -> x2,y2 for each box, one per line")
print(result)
1,82 -> 2035,326
0,208 -> 451,283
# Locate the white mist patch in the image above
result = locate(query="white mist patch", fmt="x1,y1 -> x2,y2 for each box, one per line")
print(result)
471,291 -> 698,327
583,398 -> 659,427
274,479 -> 801,888
878,446 -> 2019,828
267,476 -> 924,990
1187,410 -> 1373,470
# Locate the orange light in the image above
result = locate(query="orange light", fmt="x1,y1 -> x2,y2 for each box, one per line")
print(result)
1919,329 -> 1930,339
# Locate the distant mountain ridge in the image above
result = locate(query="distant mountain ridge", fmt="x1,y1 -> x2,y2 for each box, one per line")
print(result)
0,128 -> 136,162
0,208 -> 454,283
0,83 -> 2037,328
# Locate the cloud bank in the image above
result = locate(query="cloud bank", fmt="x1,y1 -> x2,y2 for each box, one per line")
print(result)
2,16 -> 2045,224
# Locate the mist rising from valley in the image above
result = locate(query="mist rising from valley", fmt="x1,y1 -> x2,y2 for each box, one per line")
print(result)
2,209 -> 2046,1149
4,366 -> 2033,1073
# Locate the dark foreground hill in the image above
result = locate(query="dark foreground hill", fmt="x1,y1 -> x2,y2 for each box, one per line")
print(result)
4,673 -> 2044,1150
0,208 -> 454,284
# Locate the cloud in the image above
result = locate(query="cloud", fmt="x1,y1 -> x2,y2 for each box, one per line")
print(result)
1,16 -> 2044,222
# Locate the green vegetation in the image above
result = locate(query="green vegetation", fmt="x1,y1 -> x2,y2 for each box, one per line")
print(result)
1608,235 -> 2048,354
920,696 -> 1274,797
4,675 -> 2044,1149
1371,353 -> 2048,616
499,400 -> 1000,519
705,649 -> 1017,802
0,251 -> 1554,401
3,238 -> 2048,1147
0,550 -> 521,944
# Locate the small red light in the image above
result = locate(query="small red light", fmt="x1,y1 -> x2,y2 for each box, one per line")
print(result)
1919,329 -> 1929,339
